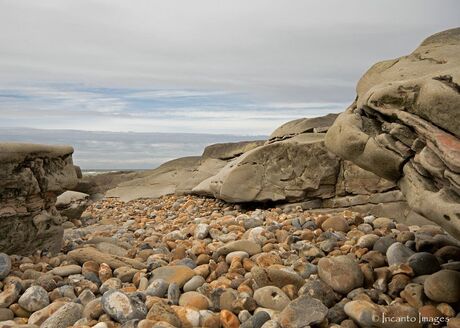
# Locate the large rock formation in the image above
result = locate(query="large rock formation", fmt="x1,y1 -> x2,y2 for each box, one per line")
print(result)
193,133 -> 340,202
0,143 -> 78,254
103,115 -> 423,224
106,141 -> 264,201
326,28 -> 460,238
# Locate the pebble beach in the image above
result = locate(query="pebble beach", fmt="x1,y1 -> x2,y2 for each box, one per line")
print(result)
0,194 -> 459,328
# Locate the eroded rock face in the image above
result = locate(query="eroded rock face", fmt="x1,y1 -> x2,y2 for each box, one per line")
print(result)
191,117 -> 414,224
0,143 -> 78,255
326,28 -> 460,238
193,134 -> 339,202
105,140 -> 264,201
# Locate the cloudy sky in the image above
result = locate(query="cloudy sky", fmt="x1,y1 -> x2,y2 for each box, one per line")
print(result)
0,1 -> 458,169
0,0 -> 458,135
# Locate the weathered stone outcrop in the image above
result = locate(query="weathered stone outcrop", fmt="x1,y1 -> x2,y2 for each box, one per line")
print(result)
106,140 -> 264,201
0,143 -> 78,255
56,190 -> 90,220
106,156 -> 202,201
325,28 -> 460,238
102,114 -> 416,223
269,113 -> 339,142
193,134 -> 339,202
190,116 -> 421,224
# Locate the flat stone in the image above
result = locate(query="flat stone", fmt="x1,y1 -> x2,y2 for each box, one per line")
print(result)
357,234 -> 379,249
194,223 -> 210,239
241,311 -> 271,328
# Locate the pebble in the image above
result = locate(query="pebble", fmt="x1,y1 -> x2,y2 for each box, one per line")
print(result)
357,234 -> 379,249
220,309 -> 240,328
151,265 -> 195,287
407,252 -> 441,276
373,235 -> 396,253
386,242 -> 415,266
41,302 -> 83,328
194,223 -> 210,239
216,240 -> 262,257
50,264 -> 82,276
318,255 -> 364,294
178,291 -> 210,310
167,282 -> 180,305
253,286 -> 290,311
18,285 -> 50,312
0,253 -> 11,279
0,308 -> 14,321
0,281 -> 21,307
226,251 -> 249,264
424,270 -> 460,303
298,278 -> 337,307
321,216 -> 350,232
278,295 -> 328,328
146,279 -> 169,297
183,275 -> 205,292
101,290 -> 147,323
241,311 -> 271,328
146,298 -> 181,327
0,195 -> 457,327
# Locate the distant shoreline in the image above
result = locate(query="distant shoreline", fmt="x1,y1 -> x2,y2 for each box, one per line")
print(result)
82,169 -> 145,176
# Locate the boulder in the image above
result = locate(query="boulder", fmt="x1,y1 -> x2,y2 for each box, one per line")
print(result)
325,28 -> 460,239
0,143 -> 78,255
193,133 -> 340,202
56,190 -> 90,220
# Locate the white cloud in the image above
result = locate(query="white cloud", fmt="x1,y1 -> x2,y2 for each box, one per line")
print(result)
0,0 -> 458,135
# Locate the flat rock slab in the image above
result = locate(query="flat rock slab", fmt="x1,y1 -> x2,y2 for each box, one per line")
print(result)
68,247 -> 145,270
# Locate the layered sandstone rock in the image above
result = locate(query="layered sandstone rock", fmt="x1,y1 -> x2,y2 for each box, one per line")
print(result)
0,143 -> 78,255
326,28 -> 460,238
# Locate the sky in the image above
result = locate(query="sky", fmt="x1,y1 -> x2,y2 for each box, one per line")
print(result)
0,0 -> 459,135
